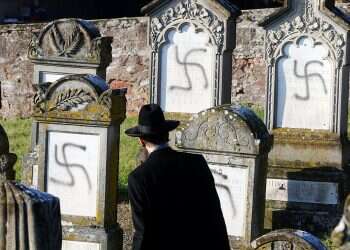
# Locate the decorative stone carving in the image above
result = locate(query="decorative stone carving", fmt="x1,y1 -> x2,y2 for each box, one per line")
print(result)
175,104 -> 272,248
0,125 -> 62,250
28,19 -> 112,67
149,0 -> 225,51
33,74 -> 126,124
176,104 -> 271,155
250,229 -> 327,250
143,0 -> 241,113
266,11 -> 345,67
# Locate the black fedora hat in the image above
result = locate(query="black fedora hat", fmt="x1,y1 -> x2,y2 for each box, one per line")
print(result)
125,104 -> 180,137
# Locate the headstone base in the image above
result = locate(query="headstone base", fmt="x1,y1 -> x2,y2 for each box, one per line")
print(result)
63,225 -> 123,250
265,208 -> 342,236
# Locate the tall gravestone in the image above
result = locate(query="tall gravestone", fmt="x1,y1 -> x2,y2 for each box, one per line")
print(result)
28,18 -> 112,85
143,0 -> 241,113
27,74 -> 126,250
260,0 -> 350,232
175,104 -> 272,248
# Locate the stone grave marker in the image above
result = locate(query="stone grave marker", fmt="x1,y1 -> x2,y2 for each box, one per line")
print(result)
143,0 -> 241,113
28,18 -> 112,85
250,229 -> 327,250
25,74 -> 126,250
260,0 -> 350,232
175,104 -> 272,248
0,125 -> 62,250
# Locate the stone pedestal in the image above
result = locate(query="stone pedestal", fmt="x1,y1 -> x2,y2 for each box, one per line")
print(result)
260,0 -> 350,233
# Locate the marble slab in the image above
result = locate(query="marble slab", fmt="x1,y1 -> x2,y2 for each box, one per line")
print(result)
266,178 -> 338,205
276,36 -> 332,130
160,23 -> 215,113
62,240 -> 101,250
39,72 -> 67,83
209,164 -> 249,237
46,131 -> 100,217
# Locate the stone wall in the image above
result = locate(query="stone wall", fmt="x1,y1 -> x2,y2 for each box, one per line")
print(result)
0,5 -> 348,118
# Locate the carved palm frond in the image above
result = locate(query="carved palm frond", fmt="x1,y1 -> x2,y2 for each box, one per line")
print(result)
64,25 -> 83,57
49,23 -> 65,55
51,89 -> 94,111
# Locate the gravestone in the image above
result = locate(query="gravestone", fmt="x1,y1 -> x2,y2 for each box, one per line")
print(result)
143,0 -> 241,113
0,125 -> 62,250
28,18 -> 112,85
25,74 -> 126,250
175,104 -> 272,248
250,229 -> 327,250
260,0 -> 350,232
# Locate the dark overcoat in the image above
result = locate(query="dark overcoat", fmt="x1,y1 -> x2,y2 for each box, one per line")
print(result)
128,147 -> 230,250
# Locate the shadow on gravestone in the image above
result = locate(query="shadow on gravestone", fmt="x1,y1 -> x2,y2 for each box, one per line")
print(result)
0,125 -> 62,250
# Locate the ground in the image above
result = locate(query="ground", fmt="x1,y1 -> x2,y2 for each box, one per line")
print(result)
118,202 -> 134,250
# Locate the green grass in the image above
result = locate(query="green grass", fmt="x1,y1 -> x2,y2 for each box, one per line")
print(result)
119,116 -> 139,192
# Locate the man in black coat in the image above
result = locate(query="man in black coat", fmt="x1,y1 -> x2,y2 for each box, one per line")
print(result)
125,104 -> 230,250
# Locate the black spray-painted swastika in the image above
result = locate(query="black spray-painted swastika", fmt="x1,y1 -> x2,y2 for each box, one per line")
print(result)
293,60 -> 328,100
169,46 -> 209,91
50,143 -> 92,190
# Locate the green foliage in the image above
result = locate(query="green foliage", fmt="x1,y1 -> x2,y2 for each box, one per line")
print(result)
119,116 -> 139,192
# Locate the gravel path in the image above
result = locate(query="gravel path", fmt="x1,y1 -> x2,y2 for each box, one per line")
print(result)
117,202 -> 133,250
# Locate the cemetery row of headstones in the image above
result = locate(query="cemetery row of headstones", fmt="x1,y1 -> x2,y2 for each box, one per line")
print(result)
15,0 -> 350,249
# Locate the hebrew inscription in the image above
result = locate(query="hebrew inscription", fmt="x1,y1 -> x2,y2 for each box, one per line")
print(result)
47,131 -> 99,217
276,36 -> 332,130
160,24 -> 215,113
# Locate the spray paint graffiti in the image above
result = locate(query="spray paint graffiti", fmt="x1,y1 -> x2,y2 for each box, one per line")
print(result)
169,46 -> 209,91
50,143 -> 92,190
293,60 -> 327,100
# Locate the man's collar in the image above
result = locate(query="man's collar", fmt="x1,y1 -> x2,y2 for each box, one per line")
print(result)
147,143 -> 169,155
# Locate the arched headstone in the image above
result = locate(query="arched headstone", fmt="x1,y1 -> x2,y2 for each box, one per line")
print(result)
143,0 -> 241,113
28,18 -> 113,84
260,0 -> 350,233
175,104 -> 272,248
24,74 -> 126,250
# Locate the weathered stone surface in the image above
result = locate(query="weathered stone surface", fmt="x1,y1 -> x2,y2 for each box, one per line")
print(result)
0,4 -> 349,118
27,75 -> 125,249
175,104 -> 272,248
250,229 -> 327,250
0,124 -> 62,250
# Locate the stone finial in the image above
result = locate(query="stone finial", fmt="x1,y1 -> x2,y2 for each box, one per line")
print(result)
28,18 -> 112,68
331,195 -> 350,249
0,125 -> 16,183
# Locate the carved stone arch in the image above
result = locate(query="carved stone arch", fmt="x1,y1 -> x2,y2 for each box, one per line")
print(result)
156,20 -> 218,53
273,33 -> 337,67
